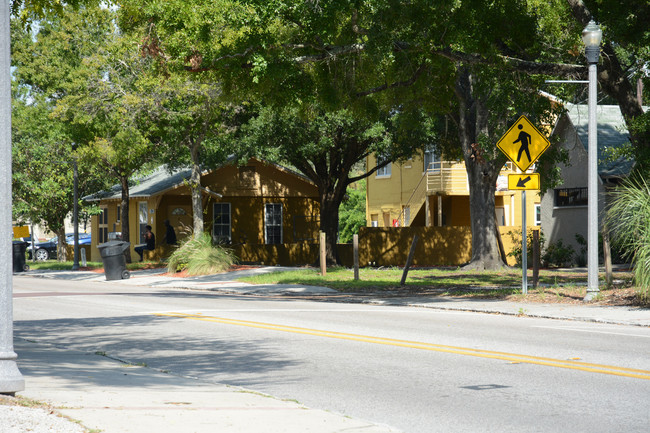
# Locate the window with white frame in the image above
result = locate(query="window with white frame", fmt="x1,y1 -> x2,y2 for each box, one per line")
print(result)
265,203 -> 283,244
138,202 -> 148,243
375,154 -> 391,177
213,203 -> 232,244
534,204 -> 541,226
424,144 -> 439,172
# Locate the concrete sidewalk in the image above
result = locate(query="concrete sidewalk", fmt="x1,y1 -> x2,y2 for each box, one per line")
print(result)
22,267 -> 650,326
13,339 -> 399,433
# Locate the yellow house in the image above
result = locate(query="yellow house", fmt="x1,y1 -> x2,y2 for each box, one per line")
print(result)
366,150 -> 541,230
84,158 -> 320,263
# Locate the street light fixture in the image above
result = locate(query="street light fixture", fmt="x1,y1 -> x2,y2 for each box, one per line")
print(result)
582,20 -> 602,301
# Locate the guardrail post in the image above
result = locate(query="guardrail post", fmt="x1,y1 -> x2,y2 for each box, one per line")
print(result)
319,231 -> 326,276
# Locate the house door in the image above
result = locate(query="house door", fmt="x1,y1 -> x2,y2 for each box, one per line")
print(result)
168,206 -> 192,238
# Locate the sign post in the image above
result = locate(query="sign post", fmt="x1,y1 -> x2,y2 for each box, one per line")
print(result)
497,115 -> 549,294
522,190 -> 527,294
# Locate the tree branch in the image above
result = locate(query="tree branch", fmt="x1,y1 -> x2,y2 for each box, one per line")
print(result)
355,62 -> 428,97
434,48 -> 586,77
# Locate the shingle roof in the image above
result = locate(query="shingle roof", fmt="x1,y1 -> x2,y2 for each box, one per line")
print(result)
83,158 -> 316,202
565,104 -> 636,178
83,166 -> 192,201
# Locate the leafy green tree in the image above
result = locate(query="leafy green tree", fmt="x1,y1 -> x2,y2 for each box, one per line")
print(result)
142,76 -> 248,235
240,104 -> 433,264
11,6 -> 117,258
11,96 -> 73,259
56,40 -> 158,257
338,180 -> 366,244
117,0 -> 648,269
13,5 -> 159,259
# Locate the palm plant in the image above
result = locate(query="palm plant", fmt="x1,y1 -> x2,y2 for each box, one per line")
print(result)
167,232 -> 236,275
605,175 -> 650,299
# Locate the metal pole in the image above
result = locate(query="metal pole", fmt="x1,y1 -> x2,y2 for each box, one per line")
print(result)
72,160 -> 80,270
585,57 -> 599,300
353,234 -> 359,281
0,0 -> 25,394
522,190 -> 527,294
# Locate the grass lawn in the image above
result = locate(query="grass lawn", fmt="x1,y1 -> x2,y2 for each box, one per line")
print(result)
239,266 -> 647,307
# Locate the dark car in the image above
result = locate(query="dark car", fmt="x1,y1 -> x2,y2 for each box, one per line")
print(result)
27,233 -> 91,261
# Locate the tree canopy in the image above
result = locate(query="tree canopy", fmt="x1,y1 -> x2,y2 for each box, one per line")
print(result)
11,0 -> 649,268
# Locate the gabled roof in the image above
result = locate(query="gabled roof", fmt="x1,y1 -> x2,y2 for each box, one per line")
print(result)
83,158 -> 317,202
563,104 -> 637,178
83,166 -> 193,202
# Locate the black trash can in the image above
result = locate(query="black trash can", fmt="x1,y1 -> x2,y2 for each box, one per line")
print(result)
12,241 -> 28,273
97,240 -> 131,280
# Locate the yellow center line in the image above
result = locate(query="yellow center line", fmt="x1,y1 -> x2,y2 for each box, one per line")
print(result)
154,312 -> 650,381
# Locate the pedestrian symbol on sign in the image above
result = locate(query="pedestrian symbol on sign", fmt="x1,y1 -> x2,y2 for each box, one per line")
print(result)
514,124 -> 532,163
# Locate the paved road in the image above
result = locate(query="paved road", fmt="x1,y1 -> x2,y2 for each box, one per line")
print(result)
13,276 -> 650,432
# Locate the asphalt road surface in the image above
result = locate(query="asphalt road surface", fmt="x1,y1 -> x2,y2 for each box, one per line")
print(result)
12,276 -> 650,432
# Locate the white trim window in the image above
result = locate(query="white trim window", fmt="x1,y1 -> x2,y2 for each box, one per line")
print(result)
265,203 -> 283,244
138,202 -> 148,244
424,144 -> 439,172
375,154 -> 391,177
213,203 -> 232,244
534,204 -> 542,226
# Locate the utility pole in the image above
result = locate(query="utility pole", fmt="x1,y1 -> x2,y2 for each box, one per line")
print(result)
72,159 -> 80,270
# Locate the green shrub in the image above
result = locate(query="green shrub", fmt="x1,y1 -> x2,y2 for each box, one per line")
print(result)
506,229 -> 545,267
605,175 -> 650,299
167,232 -> 237,275
541,239 -> 575,268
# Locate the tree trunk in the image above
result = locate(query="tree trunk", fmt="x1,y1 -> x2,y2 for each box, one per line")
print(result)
319,191 -> 345,265
120,175 -> 131,263
56,226 -> 67,262
465,162 -> 506,269
190,142 -> 204,236
455,68 -> 508,270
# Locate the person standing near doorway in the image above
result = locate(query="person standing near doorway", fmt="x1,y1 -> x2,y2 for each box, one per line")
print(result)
163,220 -> 177,245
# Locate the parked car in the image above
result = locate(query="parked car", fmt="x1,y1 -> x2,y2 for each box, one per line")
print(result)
27,233 -> 91,261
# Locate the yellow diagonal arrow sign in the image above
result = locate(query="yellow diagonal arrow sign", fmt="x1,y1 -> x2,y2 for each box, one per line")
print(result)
508,173 -> 540,190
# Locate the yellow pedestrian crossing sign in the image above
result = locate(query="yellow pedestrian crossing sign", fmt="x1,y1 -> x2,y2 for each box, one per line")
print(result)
497,115 -> 551,172
508,173 -> 540,190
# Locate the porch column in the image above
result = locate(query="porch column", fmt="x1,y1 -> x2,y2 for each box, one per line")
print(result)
425,196 -> 430,227
438,196 -> 443,227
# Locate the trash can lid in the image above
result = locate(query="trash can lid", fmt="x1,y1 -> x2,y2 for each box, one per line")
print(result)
97,240 -> 131,256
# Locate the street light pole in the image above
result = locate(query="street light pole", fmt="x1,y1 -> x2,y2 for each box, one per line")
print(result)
72,159 -> 80,270
582,20 -> 602,301
0,0 -> 25,394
